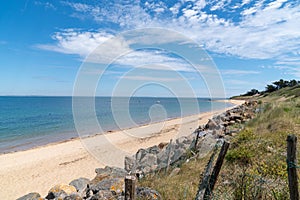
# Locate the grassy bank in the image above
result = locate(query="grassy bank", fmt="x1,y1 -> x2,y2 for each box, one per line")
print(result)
138,86 -> 300,199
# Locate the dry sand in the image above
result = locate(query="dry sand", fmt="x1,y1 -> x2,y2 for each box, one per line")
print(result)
0,100 -> 244,199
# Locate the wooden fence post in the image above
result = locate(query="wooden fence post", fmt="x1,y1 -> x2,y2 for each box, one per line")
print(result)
125,175 -> 136,200
203,141 -> 230,200
287,134 -> 299,200
195,145 -> 218,200
194,129 -> 201,151
166,139 -> 173,173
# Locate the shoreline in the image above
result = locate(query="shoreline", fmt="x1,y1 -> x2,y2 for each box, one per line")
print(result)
0,100 -> 236,155
0,99 -> 244,199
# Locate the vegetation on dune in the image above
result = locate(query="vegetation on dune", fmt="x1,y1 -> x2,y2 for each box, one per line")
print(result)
138,80 -> 300,199
232,79 -> 300,99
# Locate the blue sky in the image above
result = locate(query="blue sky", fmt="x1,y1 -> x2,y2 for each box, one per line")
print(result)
0,0 -> 299,97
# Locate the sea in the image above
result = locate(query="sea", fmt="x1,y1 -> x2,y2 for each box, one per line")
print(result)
0,96 -> 234,154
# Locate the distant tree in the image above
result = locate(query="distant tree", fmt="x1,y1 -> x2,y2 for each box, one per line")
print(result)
248,89 -> 259,95
273,79 -> 288,89
241,89 -> 259,96
288,79 -> 298,87
265,84 -> 277,93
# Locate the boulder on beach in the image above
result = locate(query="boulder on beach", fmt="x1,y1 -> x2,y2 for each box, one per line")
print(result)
16,192 -> 41,200
46,184 -> 77,199
69,177 -> 90,197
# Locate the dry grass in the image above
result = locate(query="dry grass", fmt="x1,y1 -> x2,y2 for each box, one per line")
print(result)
138,89 -> 300,199
138,154 -> 212,199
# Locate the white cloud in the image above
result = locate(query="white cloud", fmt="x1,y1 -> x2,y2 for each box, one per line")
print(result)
40,0 -> 300,69
34,1 -> 56,10
37,29 -> 201,72
61,1 -> 92,12
36,30 -> 114,56
169,3 -> 181,15
241,7 -> 257,15
120,75 -> 184,82
265,0 -> 288,10
242,0 -> 251,6
221,69 -> 261,75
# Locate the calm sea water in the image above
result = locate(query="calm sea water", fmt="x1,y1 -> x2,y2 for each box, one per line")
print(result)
0,96 -> 233,153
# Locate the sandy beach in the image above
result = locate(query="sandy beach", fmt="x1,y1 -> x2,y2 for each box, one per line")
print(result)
0,100 -> 244,199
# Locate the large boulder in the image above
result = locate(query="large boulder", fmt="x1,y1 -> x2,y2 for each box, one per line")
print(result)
89,178 -> 124,194
69,178 -> 90,197
170,147 -> 186,164
95,166 -> 126,178
89,166 -> 126,195
147,145 -> 160,154
46,184 -> 77,199
205,119 -> 218,130
137,153 -> 158,174
156,150 -> 169,170
124,155 -> 135,173
198,134 -> 218,158
16,192 -> 41,200
135,148 -> 148,161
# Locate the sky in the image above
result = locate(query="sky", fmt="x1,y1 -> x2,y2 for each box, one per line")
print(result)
0,0 -> 299,97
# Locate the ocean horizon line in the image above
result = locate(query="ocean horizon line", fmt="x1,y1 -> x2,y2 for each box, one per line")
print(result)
0,95 -> 229,99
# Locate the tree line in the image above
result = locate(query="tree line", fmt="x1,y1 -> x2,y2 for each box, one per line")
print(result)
242,79 -> 300,96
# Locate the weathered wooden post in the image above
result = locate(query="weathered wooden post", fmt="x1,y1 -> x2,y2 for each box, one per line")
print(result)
166,139 -> 173,172
194,128 -> 201,151
195,147 -> 218,200
125,175 -> 136,200
203,141 -> 230,200
287,134 -> 299,200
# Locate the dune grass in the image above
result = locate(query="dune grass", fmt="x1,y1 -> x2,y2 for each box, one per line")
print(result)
138,88 -> 300,199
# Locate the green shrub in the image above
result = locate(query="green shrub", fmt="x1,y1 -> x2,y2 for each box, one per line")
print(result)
226,146 -> 254,164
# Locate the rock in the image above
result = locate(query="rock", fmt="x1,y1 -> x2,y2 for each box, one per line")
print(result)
63,194 -> 82,200
88,190 -> 114,200
229,114 -> 243,121
169,167 -> 181,177
110,177 -> 124,196
95,166 -> 126,178
236,119 -> 242,123
147,145 -> 160,154
136,187 -> 161,200
124,155 -> 135,173
176,136 -> 192,146
156,150 -> 168,170
158,142 -> 168,149
170,148 -> 186,164
138,153 -> 158,173
89,178 -> 124,194
205,119 -> 218,130
46,184 -> 77,199
198,134 -> 217,158
212,129 -> 224,136
17,192 -> 41,200
136,148 -> 148,161
228,120 -> 236,125
69,178 -> 89,197
189,138 -> 197,150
